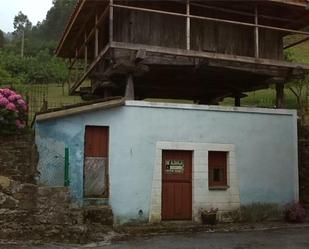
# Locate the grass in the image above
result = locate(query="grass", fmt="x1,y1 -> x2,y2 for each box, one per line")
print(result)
221,88 -> 300,109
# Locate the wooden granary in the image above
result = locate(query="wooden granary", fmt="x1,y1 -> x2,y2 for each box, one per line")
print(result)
56,0 -> 309,106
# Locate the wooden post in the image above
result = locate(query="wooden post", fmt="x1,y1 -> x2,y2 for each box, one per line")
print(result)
125,74 -> 135,100
84,33 -> 88,73
95,14 -> 99,57
276,83 -> 284,109
254,4 -> 259,59
235,96 -> 241,107
75,49 -> 78,82
186,0 -> 191,50
110,0 -> 114,43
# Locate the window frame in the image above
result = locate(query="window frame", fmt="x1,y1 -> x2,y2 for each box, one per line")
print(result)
208,151 -> 228,189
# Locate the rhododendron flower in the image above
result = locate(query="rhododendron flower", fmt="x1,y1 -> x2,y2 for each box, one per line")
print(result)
17,99 -> 26,106
0,88 -> 28,131
0,97 -> 9,106
15,119 -> 26,129
2,88 -> 12,97
8,94 -> 18,102
6,102 -> 17,111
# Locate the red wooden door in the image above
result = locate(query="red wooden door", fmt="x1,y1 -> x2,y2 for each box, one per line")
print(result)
162,150 -> 192,220
84,126 -> 109,198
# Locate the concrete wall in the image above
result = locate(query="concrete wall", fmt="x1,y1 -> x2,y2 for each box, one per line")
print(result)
36,101 -> 298,224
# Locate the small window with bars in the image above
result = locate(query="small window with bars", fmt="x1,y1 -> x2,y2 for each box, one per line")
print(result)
208,151 -> 228,189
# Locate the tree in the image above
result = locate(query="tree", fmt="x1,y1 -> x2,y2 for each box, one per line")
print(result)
288,77 -> 309,123
13,11 -> 32,58
0,30 -> 4,49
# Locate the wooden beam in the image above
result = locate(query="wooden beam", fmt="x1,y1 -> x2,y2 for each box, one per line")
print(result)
267,0 -> 309,7
70,44 -> 110,95
186,0 -> 190,50
84,32 -> 88,73
110,41 -> 309,72
111,3 -> 309,36
284,36 -> 309,49
109,0 -> 114,43
190,2 -> 294,23
55,0 -> 86,56
95,14 -> 99,57
254,4 -> 260,59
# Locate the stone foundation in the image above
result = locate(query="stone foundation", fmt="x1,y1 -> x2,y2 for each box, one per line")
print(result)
0,134 -> 113,243
0,133 -> 38,183
0,176 -> 113,243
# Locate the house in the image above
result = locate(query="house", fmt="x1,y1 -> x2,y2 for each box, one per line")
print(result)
36,0 -> 309,224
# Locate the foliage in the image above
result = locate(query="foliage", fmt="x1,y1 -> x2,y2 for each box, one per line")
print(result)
34,0 -> 77,42
0,88 -> 28,134
0,30 -> 4,49
284,202 -> 306,223
229,203 -> 283,223
13,11 -> 32,36
287,77 -> 309,122
0,50 -> 69,85
0,0 -> 76,87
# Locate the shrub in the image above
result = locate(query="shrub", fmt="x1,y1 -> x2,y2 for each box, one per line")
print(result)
284,202 -> 306,223
0,88 -> 28,133
228,203 -> 283,223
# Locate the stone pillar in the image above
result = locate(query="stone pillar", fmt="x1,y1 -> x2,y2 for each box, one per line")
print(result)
235,96 -> 241,107
276,83 -> 285,109
125,74 -> 135,100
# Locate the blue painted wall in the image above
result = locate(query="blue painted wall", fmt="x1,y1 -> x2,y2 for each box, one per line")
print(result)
36,102 -> 298,223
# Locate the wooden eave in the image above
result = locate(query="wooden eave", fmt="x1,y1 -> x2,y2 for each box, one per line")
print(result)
55,0 -> 309,59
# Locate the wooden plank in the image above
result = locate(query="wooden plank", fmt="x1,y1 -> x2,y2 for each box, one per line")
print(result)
267,0 -> 309,7
190,2 -> 294,23
186,0 -> 190,50
254,5 -> 260,59
110,0 -> 114,43
111,3 -> 309,36
111,41 -> 309,71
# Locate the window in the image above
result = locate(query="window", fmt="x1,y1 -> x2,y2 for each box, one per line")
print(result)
208,151 -> 228,189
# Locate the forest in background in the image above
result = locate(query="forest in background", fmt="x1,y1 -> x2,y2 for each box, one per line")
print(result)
0,0 -> 77,87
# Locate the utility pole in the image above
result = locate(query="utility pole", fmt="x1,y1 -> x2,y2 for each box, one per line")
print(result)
21,29 -> 24,58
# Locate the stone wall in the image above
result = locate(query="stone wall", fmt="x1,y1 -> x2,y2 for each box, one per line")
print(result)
298,126 -> 309,210
0,133 -> 38,183
0,133 -> 113,243
0,176 -> 113,243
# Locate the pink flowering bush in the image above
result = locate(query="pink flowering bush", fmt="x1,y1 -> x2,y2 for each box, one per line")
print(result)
284,202 -> 306,223
0,88 -> 28,133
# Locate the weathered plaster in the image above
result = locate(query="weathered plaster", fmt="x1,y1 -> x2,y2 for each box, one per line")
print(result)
36,101 -> 298,223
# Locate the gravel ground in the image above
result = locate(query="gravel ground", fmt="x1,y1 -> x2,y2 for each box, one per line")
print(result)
1,227 -> 309,249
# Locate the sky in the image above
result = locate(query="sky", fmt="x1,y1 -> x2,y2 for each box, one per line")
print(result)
0,0 -> 53,33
